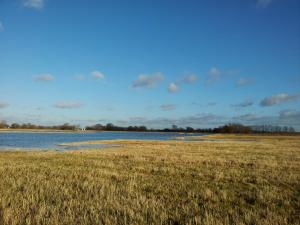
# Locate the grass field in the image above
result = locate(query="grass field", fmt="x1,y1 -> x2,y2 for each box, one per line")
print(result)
0,135 -> 300,225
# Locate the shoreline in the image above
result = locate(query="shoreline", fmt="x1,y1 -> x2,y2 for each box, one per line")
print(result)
0,129 -> 87,133
4,134 -> 297,152
1,129 -> 298,135
0,129 -> 209,135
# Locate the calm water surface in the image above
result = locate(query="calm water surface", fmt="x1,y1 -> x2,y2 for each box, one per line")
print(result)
0,131 -> 204,151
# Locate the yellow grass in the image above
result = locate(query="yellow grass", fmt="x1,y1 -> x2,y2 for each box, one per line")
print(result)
0,135 -> 300,224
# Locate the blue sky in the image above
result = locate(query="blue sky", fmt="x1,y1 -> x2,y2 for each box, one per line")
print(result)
0,0 -> 300,129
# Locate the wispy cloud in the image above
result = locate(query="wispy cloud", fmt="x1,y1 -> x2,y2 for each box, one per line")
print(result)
191,102 -> 217,107
23,0 -> 44,10
54,101 -> 83,109
33,74 -> 55,82
206,67 -> 242,85
74,74 -> 85,80
257,0 -> 273,8
168,73 -> 198,93
147,112 -> 300,129
206,67 -> 221,85
232,113 -> 257,122
132,72 -> 164,88
236,77 -> 255,86
231,111 -> 300,129
180,74 -> 198,84
260,93 -> 300,107
160,104 -> 176,111
149,113 -> 225,128
91,70 -> 105,80
123,112 -> 299,130
208,102 -> 217,106
168,83 -> 179,93
0,21 -> 4,32
279,110 -> 300,121
0,102 -> 9,109
231,99 -> 254,109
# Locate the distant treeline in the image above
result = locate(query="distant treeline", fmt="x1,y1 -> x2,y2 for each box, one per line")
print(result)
86,123 -> 297,134
0,121 -> 297,134
0,122 -> 79,131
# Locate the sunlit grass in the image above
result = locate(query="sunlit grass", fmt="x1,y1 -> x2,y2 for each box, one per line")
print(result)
0,135 -> 299,224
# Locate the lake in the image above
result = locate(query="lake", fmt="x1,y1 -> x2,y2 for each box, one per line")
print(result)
0,131 -> 204,150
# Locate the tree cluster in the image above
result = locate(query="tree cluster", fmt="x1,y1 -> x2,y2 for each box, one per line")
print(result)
86,123 -> 296,134
86,123 -> 147,132
213,123 -> 252,134
0,121 -> 9,129
0,121 -> 297,134
5,122 -> 80,131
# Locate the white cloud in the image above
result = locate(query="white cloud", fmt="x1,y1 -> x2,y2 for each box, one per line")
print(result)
0,21 -> 4,32
91,70 -> 105,80
260,93 -> 300,106
23,0 -> 44,10
168,83 -> 179,93
236,77 -> 255,86
168,73 -> 198,94
160,104 -> 176,111
181,74 -> 198,84
206,67 -> 221,84
0,102 -> 9,109
132,72 -> 164,88
33,74 -> 54,82
54,101 -> 83,109
257,0 -> 273,8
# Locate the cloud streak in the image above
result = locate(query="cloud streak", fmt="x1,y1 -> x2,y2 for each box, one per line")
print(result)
180,74 -> 198,84
260,93 -> 300,106
91,70 -> 105,80
168,83 -> 179,93
74,74 -> 85,80
0,21 -> 4,32
231,99 -> 254,109
279,110 -> 300,121
23,0 -> 44,10
206,67 -> 221,85
257,0 -> 273,8
113,109 -> 300,130
236,77 -> 255,86
34,74 -> 55,82
54,101 -> 83,109
208,102 -> 217,106
132,72 -> 164,88
160,104 -> 176,111
168,73 -> 198,93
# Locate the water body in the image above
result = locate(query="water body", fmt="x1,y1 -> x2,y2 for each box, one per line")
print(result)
0,131 -> 205,151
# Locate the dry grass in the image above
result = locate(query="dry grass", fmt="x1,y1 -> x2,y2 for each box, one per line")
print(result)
0,135 -> 300,225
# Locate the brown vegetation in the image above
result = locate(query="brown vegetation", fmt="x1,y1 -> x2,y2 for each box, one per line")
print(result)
0,135 -> 299,224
